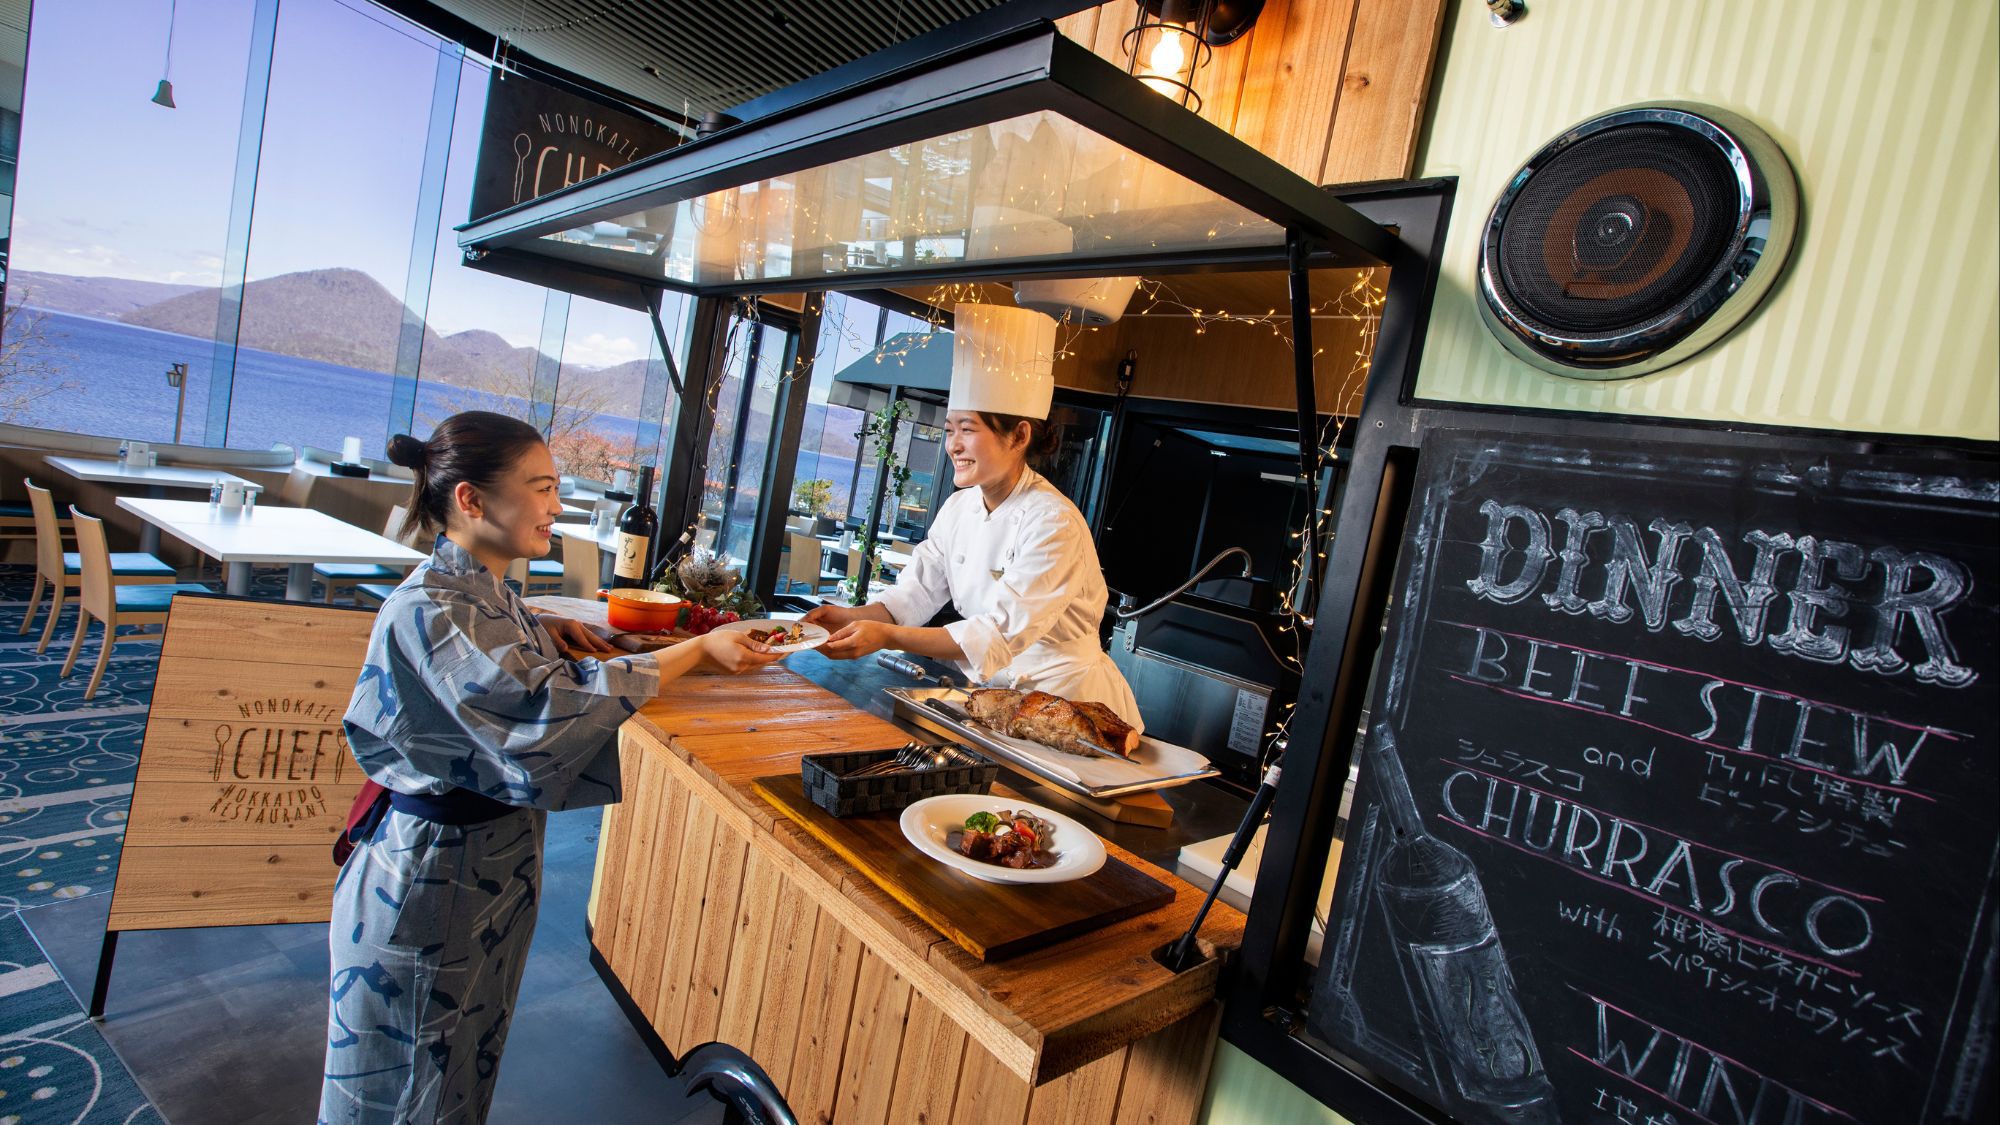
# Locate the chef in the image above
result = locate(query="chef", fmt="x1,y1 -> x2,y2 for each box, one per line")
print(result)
806,304 -> 1141,727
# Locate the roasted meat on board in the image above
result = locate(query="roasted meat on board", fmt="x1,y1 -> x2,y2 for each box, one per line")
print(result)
963,689 -> 1140,757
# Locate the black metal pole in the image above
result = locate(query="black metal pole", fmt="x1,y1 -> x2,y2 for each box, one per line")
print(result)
1286,229 -> 1320,581
89,929 -> 119,1019
853,406 -> 900,603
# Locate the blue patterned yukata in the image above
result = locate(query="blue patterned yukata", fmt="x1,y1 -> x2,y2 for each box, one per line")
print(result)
320,537 -> 659,1124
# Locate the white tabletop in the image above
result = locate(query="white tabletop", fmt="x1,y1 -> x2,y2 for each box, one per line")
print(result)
291,459 -> 414,485
553,522 -> 622,552
46,455 -> 256,491
114,497 -> 429,567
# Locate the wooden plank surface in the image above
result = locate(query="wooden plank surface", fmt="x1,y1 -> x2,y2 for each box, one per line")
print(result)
679,831 -> 751,1048
754,773 -> 1175,962
832,950 -> 916,1123
106,844 -> 336,931
1113,1005 -> 1223,1124
713,847 -> 782,1050
1320,0 -> 1450,184
120,780 -> 347,846
158,596 -> 372,665
949,1038 -> 1034,1125
651,797 -> 719,1047
886,990 -> 971,1125
748,884 -> 822,1090
785,912 -> 866,1123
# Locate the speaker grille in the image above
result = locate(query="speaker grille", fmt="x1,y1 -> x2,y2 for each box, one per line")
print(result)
1496,124 -> 1742,335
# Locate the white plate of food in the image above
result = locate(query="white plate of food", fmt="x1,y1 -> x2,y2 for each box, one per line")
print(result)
715,617 -> 831,653
898,795 -> 1106,885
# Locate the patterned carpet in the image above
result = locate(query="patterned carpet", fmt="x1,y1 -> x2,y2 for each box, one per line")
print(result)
0,913 -> 161,1125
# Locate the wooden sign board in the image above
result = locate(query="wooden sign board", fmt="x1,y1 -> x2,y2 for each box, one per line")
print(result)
106,595 -> 374,933
1309,431 -> 1998,1125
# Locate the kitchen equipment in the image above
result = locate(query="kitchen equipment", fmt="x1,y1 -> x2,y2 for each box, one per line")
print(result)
753,774 -> 1173,960
899,794 -> 1107,885
1107,590 -> 1289,789
598,586 -> 681,632
887,686 -> 1217,798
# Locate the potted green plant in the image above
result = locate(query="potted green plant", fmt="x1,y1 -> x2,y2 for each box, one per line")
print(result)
793,477 -> 838,536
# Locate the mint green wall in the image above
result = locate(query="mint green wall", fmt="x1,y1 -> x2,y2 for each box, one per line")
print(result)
1200,0 -> 1997,1119
1412,0 -> 1998,436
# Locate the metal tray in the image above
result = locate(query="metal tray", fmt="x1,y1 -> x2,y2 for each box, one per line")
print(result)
885,686 -> 1219,799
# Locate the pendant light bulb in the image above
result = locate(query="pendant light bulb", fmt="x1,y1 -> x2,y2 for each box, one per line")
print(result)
1146,25 -> 1188,78
151,79 -> 176,108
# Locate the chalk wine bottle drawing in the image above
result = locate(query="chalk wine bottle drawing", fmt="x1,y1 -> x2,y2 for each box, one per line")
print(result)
1368,725 -> 1558,1123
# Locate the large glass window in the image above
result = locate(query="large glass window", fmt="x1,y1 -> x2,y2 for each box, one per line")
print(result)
2,0 -> 253,440
696,314 -> 793,564
411,53 -> 549,440
227,0 -> 440,457
790,292 -> 876,523
553,294 -> 686,481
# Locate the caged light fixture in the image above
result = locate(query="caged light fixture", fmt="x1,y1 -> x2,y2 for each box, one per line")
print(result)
1122,0 -> 1263,113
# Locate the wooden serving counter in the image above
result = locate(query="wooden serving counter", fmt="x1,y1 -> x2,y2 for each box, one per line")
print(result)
588,666 -> 1246,1124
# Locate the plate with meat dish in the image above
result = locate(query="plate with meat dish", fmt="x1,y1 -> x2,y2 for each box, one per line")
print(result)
884,686 -> 1219,799
715,617 -> 830,653
898,794 -> 1107,885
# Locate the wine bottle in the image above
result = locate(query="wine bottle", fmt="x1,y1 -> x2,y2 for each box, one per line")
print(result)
611,466 -> 657,590
1368,727 -> 1558,1123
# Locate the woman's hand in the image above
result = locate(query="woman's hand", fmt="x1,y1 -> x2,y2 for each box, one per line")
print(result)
817,619 -> 898,661
698,629 -> 783,674
540,614 -> 617,656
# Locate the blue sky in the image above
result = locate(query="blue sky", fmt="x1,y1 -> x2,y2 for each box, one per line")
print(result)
9,0 -> 657,364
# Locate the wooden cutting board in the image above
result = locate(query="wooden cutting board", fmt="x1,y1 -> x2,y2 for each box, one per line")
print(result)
753,774 -> 1176,961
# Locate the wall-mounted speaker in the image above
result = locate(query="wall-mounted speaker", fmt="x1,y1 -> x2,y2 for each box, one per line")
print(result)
1477,103 -> 1799,379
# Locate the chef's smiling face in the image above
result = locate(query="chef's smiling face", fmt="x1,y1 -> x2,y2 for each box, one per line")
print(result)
946,411 -> 1028,490
454,441 -> 565,560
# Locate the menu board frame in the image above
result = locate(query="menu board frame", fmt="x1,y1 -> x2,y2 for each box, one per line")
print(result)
1220,180 -> 1997,1125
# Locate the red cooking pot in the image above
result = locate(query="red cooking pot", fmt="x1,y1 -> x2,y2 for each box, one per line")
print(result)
599,587 -> 682,633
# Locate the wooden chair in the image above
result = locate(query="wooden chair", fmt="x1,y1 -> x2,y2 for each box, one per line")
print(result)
525,554 -> 564,594
317,505 -> 414,603
20,479 -> 177,654
559,530 -> 600,599
62,507 -> 212,700
277,466 -> 315,507
785,531 -> 843,595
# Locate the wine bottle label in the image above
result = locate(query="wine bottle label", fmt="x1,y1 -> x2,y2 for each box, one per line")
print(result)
614,533 -> 650,580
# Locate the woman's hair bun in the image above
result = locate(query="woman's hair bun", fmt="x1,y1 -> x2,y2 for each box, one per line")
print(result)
385,433 -> 428,470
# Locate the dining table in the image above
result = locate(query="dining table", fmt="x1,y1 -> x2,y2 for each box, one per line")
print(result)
44,455 -> 259,555
114,497 -> 427,600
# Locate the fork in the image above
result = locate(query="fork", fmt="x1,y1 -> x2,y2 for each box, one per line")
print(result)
844,742 -> 978,778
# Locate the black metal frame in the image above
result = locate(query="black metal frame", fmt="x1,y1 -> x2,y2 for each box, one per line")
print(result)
748,298 -> 818,599
455,19 -> 1397,297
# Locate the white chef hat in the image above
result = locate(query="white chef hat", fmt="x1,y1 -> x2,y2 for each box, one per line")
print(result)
949,303 -> 1057,420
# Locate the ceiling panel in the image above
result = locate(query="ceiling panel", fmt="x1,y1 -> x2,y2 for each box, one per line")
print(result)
419,0 -> 1015,120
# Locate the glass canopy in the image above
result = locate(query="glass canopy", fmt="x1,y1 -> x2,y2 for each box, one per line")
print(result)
532,109 -> 1281,289
458,21 -> 1402,298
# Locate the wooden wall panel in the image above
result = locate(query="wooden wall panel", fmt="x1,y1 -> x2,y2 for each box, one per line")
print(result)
832,951 -> 915,1123
885,992 -> 971,1124
1320,0 -> 1450,183
650,797 -> 719,1040
713,847 -> 784,1050
748,883 -> 823,1090
679,833 -> 752,1047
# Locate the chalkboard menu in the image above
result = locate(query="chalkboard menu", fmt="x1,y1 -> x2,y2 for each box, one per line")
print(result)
1309,431 -> 1997,1125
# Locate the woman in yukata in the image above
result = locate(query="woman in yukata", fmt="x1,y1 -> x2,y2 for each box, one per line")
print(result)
318,411 -> 780,1124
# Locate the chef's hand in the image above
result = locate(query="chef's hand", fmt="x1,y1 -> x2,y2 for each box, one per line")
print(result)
541,615 -> 617,656
698,629 -> 783,673
801,603 -> 865,631
818,619 -> 896,661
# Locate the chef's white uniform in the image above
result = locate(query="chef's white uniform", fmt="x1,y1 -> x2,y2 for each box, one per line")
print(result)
872,467 -> 1142,729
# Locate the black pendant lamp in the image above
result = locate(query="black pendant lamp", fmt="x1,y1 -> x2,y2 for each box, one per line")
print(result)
151,0 -> 178,108
1122,0 -> 1263,113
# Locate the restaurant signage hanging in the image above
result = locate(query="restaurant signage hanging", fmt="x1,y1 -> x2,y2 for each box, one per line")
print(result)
469,68 -> 681,221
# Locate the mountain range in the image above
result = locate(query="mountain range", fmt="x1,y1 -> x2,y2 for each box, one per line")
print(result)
7,266 -> 655,401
